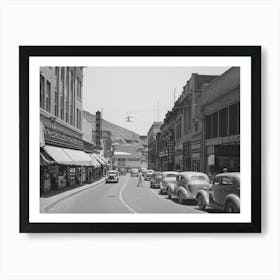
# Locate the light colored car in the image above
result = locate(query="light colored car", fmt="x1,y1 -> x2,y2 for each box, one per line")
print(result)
159,171 -> 178,194
196,172 -> 240,213
167,171 -> 210,204
130,168 -> 139,177
150,172 -> 162,188
144,170 -> 154,181
105,170 -> 119,183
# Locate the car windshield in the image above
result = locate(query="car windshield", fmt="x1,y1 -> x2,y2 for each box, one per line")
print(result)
108,171 -> 117,175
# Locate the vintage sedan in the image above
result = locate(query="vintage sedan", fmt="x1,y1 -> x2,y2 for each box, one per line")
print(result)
105,170 -> 119,183
150,172 -> 163,188
144,170 -> 154,181
159,171 -> 178,194
196,172 -> 240,213
130,168 -> 139,177
167,172 -> 210,204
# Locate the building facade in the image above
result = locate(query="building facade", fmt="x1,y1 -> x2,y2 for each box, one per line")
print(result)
202,67 -> 240,176
157,111 -> 176,171
147,122 -> 162,170
40,67 -> 103,194
157,73 -> 218,172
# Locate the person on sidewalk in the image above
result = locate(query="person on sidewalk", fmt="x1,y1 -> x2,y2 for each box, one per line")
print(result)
137,172 -> 143,187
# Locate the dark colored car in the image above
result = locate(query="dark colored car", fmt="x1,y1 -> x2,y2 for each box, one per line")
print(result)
150,172 -> 163,188
105,170 -> 119,183
196,172 -> 240,212
159,171 -> 178,194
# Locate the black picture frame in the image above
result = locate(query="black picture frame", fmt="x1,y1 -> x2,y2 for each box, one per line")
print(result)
19,46 -> 261,233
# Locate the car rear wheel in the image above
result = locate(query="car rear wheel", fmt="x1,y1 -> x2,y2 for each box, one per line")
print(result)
178,192 -> 185,205
197,195 -> 206,210
226,202 -> 238,213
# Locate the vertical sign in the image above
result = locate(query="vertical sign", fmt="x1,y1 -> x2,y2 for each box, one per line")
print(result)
96,111 -> 101,150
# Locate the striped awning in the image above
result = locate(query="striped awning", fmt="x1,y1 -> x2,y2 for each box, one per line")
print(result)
44,145 -> 95,166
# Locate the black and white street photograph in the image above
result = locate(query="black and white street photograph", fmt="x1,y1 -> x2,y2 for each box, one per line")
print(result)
39,65 -> 241,214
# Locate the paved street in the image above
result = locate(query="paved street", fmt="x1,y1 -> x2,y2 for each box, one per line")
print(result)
45,174 -> 205,214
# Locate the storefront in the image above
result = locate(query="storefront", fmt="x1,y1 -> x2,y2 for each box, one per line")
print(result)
206,143 -> 240,176
43,145 -> 96,191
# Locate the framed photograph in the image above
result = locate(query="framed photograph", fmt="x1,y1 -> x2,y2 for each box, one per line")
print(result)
20,46 -> 261,233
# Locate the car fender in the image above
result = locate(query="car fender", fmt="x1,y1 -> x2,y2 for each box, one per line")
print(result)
196,189 -> 209,205
177,186 -> 188,198
224,194 -> 240,211
167,183 -> 176,194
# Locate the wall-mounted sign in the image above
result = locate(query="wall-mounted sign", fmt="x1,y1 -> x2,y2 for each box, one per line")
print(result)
208,155 -> 215,166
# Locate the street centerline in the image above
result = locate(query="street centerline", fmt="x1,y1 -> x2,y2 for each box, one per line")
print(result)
119,176 -> 137,214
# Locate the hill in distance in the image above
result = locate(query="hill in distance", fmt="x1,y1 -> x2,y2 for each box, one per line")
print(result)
83,110 -> 144,145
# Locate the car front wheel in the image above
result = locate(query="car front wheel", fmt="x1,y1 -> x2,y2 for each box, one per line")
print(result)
197,195 -> 206,210
225,202 -> 238,213
178,192 -> 185,205
167,189 -> 172,199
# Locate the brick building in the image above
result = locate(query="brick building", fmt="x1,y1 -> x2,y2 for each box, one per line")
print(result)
147,122 -> 162,170
40,67 -> 102,194
202,67 -> 240,175
158,73 -> 218,172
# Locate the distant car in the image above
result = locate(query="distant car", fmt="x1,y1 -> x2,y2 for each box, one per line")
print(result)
167,172 -> 210,204
130,168 -> 139,177
150,172 -> 162,188
159,171 -> 178,194
140,167 -> 148,176
196,172 -> 240,213
144,170 -> 154,181
105,170 -> 119,183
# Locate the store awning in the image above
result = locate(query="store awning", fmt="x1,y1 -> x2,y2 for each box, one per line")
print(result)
62,148 -> 94,166
88,154 -> 101,168
44,145 -> 74,165
99,154 -> 109,164
40,148 -> 55,165
92,153 -> 106,166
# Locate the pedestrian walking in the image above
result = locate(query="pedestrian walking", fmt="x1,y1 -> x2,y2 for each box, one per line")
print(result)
138,172 -> 143,187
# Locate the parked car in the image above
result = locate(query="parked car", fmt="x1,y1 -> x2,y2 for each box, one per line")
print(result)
105,170 -> 119,183
196,172 -> 240,213
144,170 -> 154,181
167,171 -> 210,204
159,171 -> 178,194
150,172 -> 163,188
130,168 -> 139,177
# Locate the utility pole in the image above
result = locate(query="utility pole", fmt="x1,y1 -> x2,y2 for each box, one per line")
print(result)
157,100 -> 159,121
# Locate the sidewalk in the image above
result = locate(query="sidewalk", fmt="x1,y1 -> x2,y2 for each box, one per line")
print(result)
40,178 -> 105,213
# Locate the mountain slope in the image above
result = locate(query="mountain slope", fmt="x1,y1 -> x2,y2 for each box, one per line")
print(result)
83,110 -> 143,145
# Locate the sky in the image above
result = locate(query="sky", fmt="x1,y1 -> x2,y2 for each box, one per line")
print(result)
83,66 -> 230,136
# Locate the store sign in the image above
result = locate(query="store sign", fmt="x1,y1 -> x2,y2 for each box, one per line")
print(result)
95,111 -> 101,149
208,155 -> 215,166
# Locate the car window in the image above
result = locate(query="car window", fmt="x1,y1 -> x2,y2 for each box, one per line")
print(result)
221,177 -> 233,185
213,177 -> 221,185
190,175 -> 208,181
166,174 -> 177,178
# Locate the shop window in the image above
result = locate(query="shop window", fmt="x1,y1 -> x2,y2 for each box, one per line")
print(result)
46,81 -> 51,112
40,75 -> 45,109
205,114 -> 212,139
219,108 -> 228,137
229,103 -> 238,135
212,111 -> 218,138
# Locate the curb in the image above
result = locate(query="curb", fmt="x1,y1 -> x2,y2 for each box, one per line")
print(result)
41,178 -> 105,213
